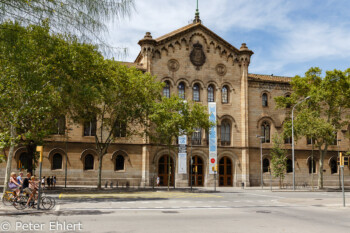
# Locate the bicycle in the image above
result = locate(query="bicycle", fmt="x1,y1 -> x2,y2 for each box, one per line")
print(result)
21,194 -> 56,210
2,191 -> 26,210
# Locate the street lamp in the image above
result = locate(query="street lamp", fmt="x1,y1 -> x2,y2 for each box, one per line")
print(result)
257,135 -> 265,189
292,96 -> 310,191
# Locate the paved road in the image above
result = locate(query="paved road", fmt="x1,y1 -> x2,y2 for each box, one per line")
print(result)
1,188 -> 349,233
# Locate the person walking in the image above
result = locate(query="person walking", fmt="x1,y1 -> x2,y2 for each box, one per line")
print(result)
42,176 -> 46,189
50,176 -> 54,189
53,176 -> 57,188
46,176 -> 51,189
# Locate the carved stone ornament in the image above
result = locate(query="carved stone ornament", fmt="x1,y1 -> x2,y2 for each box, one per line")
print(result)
215,63 -> 227,76
167,59 -> 180,72
190,41 -> 206,70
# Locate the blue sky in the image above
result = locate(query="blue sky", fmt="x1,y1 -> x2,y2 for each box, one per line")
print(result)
106,0 -> 350,77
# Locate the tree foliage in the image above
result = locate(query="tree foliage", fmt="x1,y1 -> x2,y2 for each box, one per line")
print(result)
270,134 -> 287,188
275,67 -> 350,188
148,96 -> 213,146
0,0 -> 134,45
0,20 -> 107,176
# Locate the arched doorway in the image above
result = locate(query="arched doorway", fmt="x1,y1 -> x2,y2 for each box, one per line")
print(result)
158,155 -> 174,186
18,152 -> 29,170
189,155 -> 204,186
219,156 -> 232,186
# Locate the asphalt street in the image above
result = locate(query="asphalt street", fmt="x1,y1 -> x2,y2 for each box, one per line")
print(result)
1,188 -> 349,233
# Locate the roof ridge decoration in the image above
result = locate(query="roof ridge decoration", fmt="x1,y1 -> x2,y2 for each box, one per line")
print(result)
194,0 -> 201,23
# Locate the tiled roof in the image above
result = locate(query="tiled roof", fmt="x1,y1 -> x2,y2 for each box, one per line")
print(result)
155,23 -> 241,53
248,73 -> 292,83
155,23 -> 197,42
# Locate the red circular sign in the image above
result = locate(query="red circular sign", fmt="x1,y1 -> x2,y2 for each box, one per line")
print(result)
211,158 -> 215,164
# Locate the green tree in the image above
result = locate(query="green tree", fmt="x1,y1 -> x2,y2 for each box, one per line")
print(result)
69,61 -> 164,189
148,96 -> 214,191
275,67 -> 350,188
0,0 -> 134,45
0,21 -> 107,192
270,134 -> 287,188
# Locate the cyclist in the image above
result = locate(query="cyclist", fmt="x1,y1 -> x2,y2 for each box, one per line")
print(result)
9,172 -> 21,199
22,173 -> 34,207
29,176 -> 39,199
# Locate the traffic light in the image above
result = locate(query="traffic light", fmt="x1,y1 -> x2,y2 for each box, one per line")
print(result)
338,152 -> 349,166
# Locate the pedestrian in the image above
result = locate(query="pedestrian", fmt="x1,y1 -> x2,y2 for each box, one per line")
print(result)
47,176 -> 51,189
50,176 -> 54,189
157,176 -> 160,187
42,176 -> 45,189
53,176 -> 57,188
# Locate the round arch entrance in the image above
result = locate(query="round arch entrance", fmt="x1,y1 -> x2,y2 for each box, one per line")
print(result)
189,155 -> 204,186
219,156 -> 232,186
158,155 -> 174,186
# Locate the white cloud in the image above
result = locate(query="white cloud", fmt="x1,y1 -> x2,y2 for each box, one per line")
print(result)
104,0 -> 350,75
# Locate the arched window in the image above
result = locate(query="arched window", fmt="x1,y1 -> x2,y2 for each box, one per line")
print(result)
192,128 -> 202,145
262,93 -> 268,107
222,86 -> 229,103
178,82 -> 185,99
84,118 -> 97,136
261,121 -> 270,143
52,153 -> 62,170
330,158 -> 337,174
286,159 -> 293,173
163,81 -> 170,98
208,85 -> 215,102
193,84 -> 200,102
115,155 -> 125,171
221,121 -> 231,146
263,158 -> 270,173
18,153 -> 28,170
84,154 -> 94,170
308,159 -> 316,174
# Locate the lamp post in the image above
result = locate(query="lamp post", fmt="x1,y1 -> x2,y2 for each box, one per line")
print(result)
292,96 -> 310,191
257,135 -> 265,189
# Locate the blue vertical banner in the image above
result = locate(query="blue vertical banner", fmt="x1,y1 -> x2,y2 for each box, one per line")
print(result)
208,102 -> 217,174
178,135 -> 187,174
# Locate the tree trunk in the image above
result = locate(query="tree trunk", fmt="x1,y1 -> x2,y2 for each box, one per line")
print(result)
97,153 -> 103,189
26,142 -> 36,174
2,124 -> 16,197
318,147 -> 327,189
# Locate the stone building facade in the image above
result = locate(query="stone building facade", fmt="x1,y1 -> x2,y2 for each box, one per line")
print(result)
1,15 -> 349,187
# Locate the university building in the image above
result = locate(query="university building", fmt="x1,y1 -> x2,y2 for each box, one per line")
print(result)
1,13 -> 348,187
